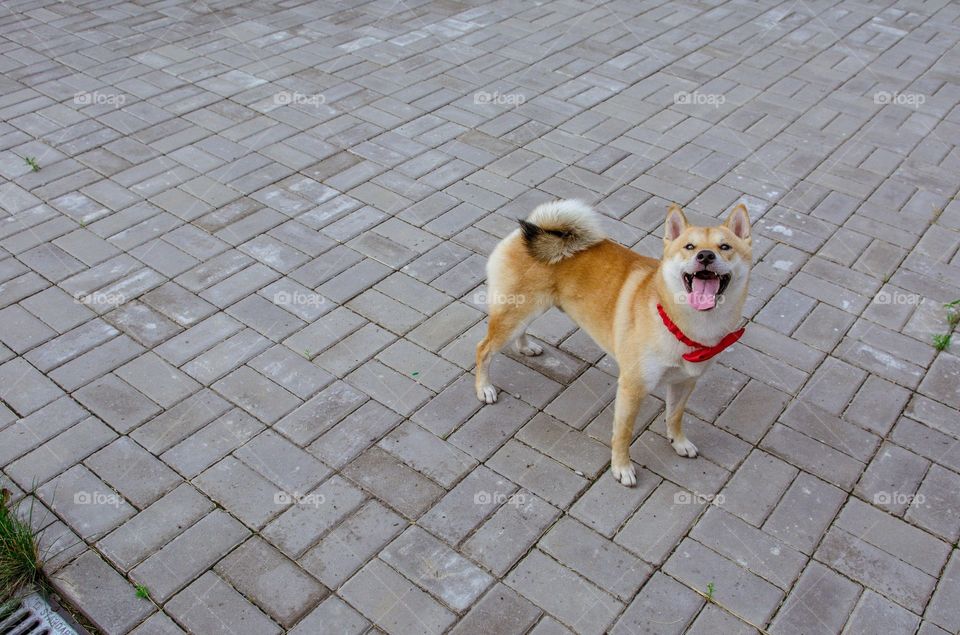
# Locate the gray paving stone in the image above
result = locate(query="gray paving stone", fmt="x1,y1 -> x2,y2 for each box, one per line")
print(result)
53,551 -> 155,635
769,561 -> 861,635
287,596 -> 369,635
37,464 -> 136,541
665,538 -> 784,626
5,416 -> 116,488
97,484 -> 214,572
74,374 -> 161,434
381,526 -> 494,611
449,583 -> 541,635
86,436 -> 181,508
815,527 -> 936,614
129,509 -> 249,602
843,589 -> 919,635
299,500 -> 406,589
340,558 -> 456,635
215,536 -> 327,627
212,366 -> 300,424
166,571 -> 281,635
610,572 -> 704,635
505,549 -> 623,635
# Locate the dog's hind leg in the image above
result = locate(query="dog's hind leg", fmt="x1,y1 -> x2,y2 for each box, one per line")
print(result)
475,301 -> 544,403
511,325 -> 543,357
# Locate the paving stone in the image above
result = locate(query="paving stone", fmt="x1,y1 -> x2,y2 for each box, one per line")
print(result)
74,374 -> 161,434
378,420 -> 476,488
0,356 -> 64,415
212,366 -> 300,424
926,549 -> 960,633
166,571 -> 281,635
308,399 -> 400,469
162,408 -> 264,478
6,416 -> 116,488
449,583 -> 541,635
37,464 -> 136,540
97,484 -> 214,571
380,526 -> 494,611
130,612 -> 186,635
340,558 -> 456,635
569,466 -> 660,538
610,572 -> 704,635
53,551 -> 155,635
843,589 -> 920,635
769,560 -> 861,635
462,489 -> 560,576
86,436 -> 181,508
287,596 -> 369,635
116,352 -> 200,408
505,549 -> 623,635
299,500 -> 406,589
129,509 -> 249,602
0,395 -> 88,466
665,538 -> 784,626
234,429 -> 331,494
129,388 -> 231,453
719,449 -> 797,527
215,536 -> 327,627
905,464 -> 960,542
814,527 -> 936,614
262,474 -> 366,558
275,380 -> 368,446
855,441 -> 929,515
614,480 -> 706,565
691,506 -> 807,590
342,446 -> 443,520
763,472 -> 846,555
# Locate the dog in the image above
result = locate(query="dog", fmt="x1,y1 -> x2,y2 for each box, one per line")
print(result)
475,200 -> 751,486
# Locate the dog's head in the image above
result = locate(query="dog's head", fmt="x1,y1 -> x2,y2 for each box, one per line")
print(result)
660,203 -> 752,312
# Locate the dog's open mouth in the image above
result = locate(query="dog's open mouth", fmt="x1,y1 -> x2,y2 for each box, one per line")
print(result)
682,271 -> 731,311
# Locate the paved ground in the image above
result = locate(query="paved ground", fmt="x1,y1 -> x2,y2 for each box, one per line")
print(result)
1,0 -> 959,633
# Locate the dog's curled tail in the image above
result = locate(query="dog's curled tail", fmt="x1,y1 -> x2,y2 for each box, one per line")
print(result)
519,200 -> 604,264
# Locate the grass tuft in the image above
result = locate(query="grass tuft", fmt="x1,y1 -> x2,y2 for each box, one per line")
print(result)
0,488 -> 43,609
933,333 -> 952,352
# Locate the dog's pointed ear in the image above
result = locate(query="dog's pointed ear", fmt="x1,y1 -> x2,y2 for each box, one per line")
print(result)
664,204 -> 687,241
725,203 -> 751,240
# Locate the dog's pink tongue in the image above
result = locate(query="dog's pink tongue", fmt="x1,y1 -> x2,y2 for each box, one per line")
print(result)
688,276 -> 720,310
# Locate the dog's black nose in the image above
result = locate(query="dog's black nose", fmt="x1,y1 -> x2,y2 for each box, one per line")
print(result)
696,250 -> 716,264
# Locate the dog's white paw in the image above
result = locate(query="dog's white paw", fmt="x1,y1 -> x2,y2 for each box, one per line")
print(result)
671,437 -> 698,458
611,462 -> 637,487
477,385 -> 498,404
517,341 -> 543,356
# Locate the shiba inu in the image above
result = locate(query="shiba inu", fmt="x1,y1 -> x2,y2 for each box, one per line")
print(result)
475,200 -> 752,486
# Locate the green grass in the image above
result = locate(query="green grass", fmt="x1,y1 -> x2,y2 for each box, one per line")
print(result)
23,156 -> 40,172
135,584 -> 150,600
0,488 -> 43,610
933,333 -> 952,351
706,581 -> 716,602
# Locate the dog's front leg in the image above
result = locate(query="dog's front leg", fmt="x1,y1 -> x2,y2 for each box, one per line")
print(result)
611,376 -> 645,486
666,378 -> 698,457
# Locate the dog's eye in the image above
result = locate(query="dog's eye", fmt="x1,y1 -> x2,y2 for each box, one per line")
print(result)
719,243 -> 731,251
684,243 -> 695,250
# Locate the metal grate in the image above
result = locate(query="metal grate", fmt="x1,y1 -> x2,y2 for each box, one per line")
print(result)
0,594 -> 79,635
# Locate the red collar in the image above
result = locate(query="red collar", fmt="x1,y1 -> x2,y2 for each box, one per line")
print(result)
656,304 -> 744,362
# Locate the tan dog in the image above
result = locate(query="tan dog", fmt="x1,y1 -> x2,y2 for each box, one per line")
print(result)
475,200 -> 751,486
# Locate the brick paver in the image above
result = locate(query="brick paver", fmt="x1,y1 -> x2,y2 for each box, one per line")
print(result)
1,0 -> 959,633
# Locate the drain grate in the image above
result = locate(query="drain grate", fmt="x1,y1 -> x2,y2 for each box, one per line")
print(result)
0,594 -> 79,635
